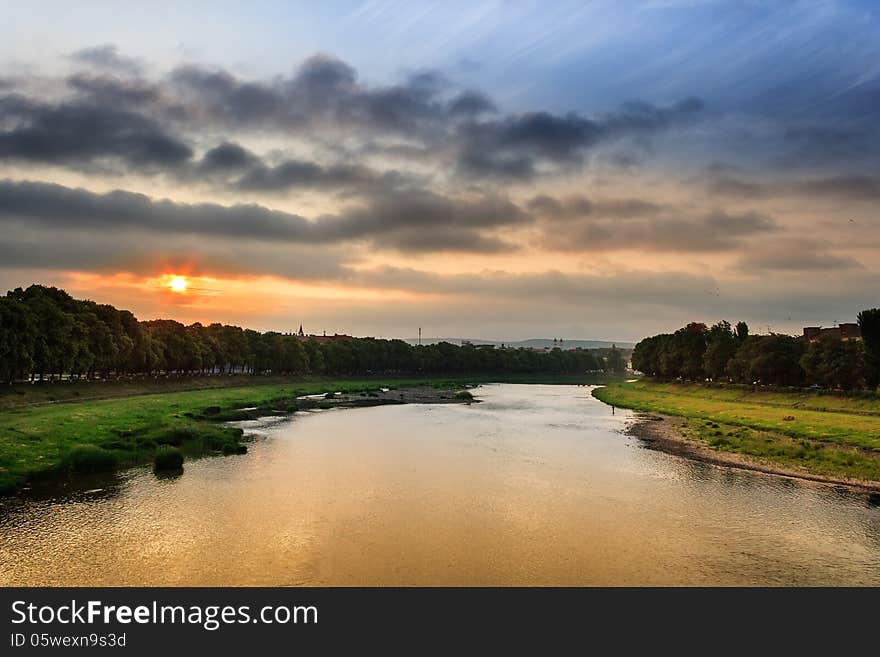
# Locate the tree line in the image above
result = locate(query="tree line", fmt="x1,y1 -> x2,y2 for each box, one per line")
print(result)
0,285 -> 627,383
632,311 -> 880,391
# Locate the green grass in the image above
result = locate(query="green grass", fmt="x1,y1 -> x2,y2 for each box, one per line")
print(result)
0,372 -> 627,410
0,372 -> 624,494
593,380 -> 880,482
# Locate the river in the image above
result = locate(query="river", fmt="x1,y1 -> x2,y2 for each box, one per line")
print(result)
1,384 -> 879,585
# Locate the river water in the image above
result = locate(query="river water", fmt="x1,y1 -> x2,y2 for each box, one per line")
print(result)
1,384 -> 879,585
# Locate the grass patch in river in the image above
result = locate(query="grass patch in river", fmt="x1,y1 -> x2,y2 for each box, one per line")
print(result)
153,446 -> 184,472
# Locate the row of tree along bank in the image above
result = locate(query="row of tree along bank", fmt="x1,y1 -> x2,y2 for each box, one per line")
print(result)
0,285 -> 628,383
632,311 -> 880,391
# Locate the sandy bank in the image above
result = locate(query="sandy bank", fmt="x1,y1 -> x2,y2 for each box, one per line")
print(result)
625,413 -> 880,493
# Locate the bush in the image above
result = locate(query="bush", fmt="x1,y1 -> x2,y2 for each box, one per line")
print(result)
63,445 -> 118,473
153,446 -> 184,471
454,390 -> 474,401
222,443 -> 247,456
157,427 -> 200,446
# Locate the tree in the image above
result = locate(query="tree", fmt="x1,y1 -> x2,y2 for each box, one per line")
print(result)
703,321 -> 738,381
730,334 -> 804,387
605,345 -> 627,373
858,308 -> 880,388
0,297 -> 35,383
669,323 -> 708,380
801,335 -> 867,390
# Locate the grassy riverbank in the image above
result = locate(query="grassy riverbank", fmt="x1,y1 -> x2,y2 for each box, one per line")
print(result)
593,380 -> 880,484
0,372 -> 626,494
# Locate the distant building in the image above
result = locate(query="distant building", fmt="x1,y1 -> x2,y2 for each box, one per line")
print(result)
292,325 -> 353,343
460,340 -> 496,350
803,323 -> 861,342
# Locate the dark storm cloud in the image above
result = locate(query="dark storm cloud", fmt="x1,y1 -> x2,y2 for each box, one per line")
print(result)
67,73 -> 161,107
0,179 -> 525,254
236,160 -> 379,192
455,98 -> 704,180
68,44 -> 143,75
447,90 -> 496,116
540,209 -> 777,253
198,141 -> 260,172
192,141 -> 421,194
0,94 -> 192,169
166,54 -> 705,180
0,179 -> 313,241
168,54 -> 451,135
1,50 -> 709,189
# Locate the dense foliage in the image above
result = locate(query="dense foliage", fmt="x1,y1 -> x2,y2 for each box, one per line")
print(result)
633,313 -> 879,390
0,285 -> 622,383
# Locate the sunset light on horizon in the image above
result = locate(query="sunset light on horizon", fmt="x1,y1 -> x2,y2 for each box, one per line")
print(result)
1,1 -> 878,342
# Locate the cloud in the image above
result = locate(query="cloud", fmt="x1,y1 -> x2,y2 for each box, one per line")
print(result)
455,98 -> 704,180
0,50 -> 709,192
539,209 -> 777,253
734,239 -> 864,273
67,44 -> 143,75
190,141 -> 423,195
316,188 -> 528,252
447,90 -> 496,116
794,175 -> 880,201
0,179 -> 525,254
67,73 -> 161,107
781,123 -> 880,167
0,179 -> 314,241
0,230 -> 351,281
526,193 -> 771,253
168,54 -> 451,136
236,159 -> 383,192
704,173 -> 880,202
0,94 -> 192,169
198,141 -> 260,172
527,194 -> 664,220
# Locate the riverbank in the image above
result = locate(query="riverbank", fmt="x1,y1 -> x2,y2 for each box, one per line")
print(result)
593,381 -> 880,488
0,373 -> 624,495
0,372 -> 626,410
0,378 -> 480,495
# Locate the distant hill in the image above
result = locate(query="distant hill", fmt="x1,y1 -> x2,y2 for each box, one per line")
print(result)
402,337 -> 634,350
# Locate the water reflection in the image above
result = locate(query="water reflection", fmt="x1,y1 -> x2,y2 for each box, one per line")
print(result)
1,384 -> 878,586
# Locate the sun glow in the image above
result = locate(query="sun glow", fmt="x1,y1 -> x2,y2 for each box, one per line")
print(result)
166,275 -> 189,293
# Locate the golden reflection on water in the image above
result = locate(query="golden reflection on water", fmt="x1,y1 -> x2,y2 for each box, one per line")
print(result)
1,384 -> 879,586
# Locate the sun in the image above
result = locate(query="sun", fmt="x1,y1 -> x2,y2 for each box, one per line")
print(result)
166,275 -> 189,293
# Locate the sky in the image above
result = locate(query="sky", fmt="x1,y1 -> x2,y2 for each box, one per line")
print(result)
1,0 -> 879,342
